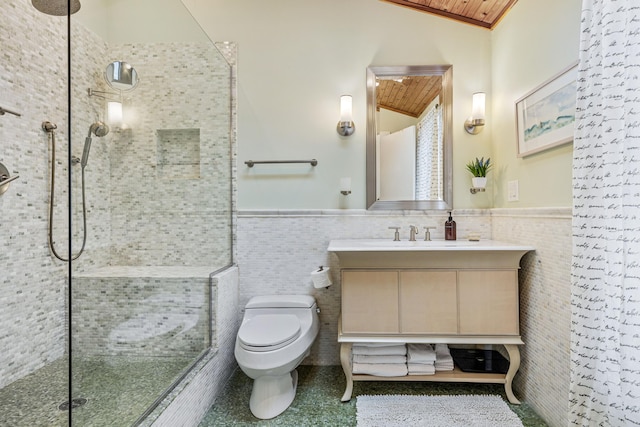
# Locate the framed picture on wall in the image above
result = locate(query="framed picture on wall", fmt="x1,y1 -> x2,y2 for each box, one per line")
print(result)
515,62 -> 578,157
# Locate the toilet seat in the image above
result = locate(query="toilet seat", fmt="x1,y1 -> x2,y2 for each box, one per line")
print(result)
238,314 -> 301,352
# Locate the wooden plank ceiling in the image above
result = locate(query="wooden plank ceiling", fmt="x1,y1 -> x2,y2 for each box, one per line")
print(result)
376,76 -> 442,118
382,0 -> 519,29
376,0 -> 517,117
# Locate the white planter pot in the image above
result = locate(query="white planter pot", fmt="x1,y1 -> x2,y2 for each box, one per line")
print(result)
472,177 -> 487,188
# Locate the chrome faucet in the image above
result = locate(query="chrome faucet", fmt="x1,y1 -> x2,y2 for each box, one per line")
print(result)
409,225 -> 418,241
388,226 -> 401,241
424,226 -> 432,241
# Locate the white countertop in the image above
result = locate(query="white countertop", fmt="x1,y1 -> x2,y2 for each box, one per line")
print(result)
327,239 -> 535,252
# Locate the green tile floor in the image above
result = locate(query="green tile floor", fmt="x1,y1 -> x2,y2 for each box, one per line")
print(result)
200,365 -> 548,426
0,356 -> 192,427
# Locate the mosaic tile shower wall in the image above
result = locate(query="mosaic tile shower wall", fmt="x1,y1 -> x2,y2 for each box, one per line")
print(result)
1,0 -> 236,407
0,0 -> 109,388
143,267 -> 240,427
72,268 -> 212,358
105,42 -> 232,268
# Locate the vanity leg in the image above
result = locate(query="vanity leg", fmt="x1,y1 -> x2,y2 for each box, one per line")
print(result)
340,343 -> 353,402
503,344 -> 521,404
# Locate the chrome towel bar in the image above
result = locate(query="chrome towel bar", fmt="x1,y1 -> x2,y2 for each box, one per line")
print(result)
244,159 -> 318,167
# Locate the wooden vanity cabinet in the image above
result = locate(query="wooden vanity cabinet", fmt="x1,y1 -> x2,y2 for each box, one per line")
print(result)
458,270 -> 519,335
330,239 -> 533,405
341,271 -> 399,333
341,269 -> 518,336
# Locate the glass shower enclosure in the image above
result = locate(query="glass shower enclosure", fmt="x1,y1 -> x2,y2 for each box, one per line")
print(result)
68,2 -> 234,425
0,0 -> 234,425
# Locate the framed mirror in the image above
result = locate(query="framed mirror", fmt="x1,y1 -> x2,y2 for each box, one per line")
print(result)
366,65 -> 453,210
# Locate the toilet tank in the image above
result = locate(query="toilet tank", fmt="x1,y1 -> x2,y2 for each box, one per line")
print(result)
245,295 -> 316,309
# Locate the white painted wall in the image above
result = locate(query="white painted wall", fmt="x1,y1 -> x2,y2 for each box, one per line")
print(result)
182,0 -> 492,209
379,126 -> 416,200
491,0 -> 582,207
76,0 -> 210,43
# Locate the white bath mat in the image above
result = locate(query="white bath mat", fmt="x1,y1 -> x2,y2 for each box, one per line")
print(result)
356,394 -> 524,427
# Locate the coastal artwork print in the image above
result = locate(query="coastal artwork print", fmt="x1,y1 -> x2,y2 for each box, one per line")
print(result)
516,63 -> 578,157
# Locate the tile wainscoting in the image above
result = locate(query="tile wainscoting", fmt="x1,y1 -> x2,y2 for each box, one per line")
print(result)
237,207 -> 571,427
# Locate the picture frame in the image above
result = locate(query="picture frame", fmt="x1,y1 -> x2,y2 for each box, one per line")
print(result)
515,62 -> 578,157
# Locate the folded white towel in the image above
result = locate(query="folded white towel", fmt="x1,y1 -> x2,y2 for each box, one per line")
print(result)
407,344 -> 436,363
434,344 -> 454,371
435,362 -> 454,371
352,344 -> 407,356
352,354 -> 407,364
352,362 -> 408,377
435,343 -> 450,355
353,342 -> 406,347
408,362 -> 436,375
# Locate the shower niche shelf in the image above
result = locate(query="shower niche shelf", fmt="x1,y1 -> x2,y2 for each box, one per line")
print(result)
157,128 -> 201,179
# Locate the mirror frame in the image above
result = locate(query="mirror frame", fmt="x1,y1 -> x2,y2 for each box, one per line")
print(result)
105,61 -> 140,92
366,65 -> 453,210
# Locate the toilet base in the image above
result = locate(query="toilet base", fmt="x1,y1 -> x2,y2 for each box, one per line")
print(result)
249,370 -> 298,419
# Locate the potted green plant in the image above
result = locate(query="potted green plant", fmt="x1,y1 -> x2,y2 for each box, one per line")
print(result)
465,157 -> 492,188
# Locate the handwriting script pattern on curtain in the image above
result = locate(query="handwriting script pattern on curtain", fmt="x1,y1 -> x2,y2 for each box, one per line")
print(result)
571,0 -> 640,425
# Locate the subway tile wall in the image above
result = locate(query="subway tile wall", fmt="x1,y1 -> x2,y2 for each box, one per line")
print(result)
236,208 -> 571,427
237,209 -> 493,365
0,0 -> 105,388
492,208 -> 571,427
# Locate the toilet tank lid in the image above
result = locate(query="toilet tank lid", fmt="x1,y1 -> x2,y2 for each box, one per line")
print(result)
246,295 -> 316,309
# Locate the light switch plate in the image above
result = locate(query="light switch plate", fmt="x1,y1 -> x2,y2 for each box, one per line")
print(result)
508,180 -> 519,202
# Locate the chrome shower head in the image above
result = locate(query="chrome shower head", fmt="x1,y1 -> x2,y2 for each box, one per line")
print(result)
32,0 -> 81,16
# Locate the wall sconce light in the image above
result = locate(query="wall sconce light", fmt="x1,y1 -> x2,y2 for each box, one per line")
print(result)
340,177 -> 352,195
464,92 -> 486,135
107,101 -> 123,128
88,88 -> 124,129
337,95 -> 355,136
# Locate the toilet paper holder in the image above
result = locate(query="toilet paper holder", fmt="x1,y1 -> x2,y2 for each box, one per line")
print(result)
311,266 -> 332,289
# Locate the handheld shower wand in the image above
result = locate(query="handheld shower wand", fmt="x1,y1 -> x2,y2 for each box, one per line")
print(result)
81,121 -> 109,168
45,120 -> 110,262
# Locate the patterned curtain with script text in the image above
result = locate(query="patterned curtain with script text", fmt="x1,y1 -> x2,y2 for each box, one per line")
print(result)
570,1 -> 640,425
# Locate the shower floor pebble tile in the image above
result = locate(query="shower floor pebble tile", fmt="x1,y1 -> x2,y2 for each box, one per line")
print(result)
0,356 -> 192,427
199,365 -> 548,426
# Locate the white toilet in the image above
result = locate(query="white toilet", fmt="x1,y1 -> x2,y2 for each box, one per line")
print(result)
234,294 -> 320,419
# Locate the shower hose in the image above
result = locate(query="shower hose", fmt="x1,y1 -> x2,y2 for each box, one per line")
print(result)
45,122 -> 88,261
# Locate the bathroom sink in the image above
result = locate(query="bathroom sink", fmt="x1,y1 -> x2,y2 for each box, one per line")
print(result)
327,239 -> 535,269
327,239 -> 532,252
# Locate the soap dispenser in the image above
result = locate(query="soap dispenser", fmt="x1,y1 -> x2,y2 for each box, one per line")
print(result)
445,211 -> 457,240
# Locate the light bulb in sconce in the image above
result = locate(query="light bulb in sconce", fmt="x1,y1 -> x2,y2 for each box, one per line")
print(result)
340,177 -> 352,195
337,95 -> 355,136
107,101 -> 123,128
464,92 -> 486,135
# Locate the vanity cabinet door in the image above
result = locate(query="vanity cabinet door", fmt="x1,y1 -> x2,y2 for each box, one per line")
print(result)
457,270 -> 519,335
399,271 -> 458,334
341,270 -> 399,334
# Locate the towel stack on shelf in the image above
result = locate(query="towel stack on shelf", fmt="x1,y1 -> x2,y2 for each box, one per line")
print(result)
407,344 -> 436,375
434,343 -> 455,371
351,343 -> 408,376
